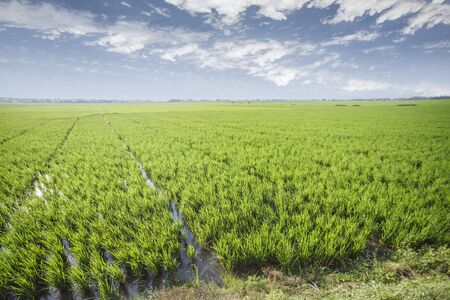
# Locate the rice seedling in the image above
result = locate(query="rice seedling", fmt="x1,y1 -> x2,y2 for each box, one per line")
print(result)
0,101 -> 449,298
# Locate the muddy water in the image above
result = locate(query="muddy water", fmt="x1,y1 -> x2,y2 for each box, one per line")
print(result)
38,240 -> 92,300
170,201 -> 223,285
102,115 -> 223,290
171,201 -> 196,282
60,240 -> 99,300
41,287 -> 60,300
39,286 -> 82,300
61,239 -> 78,267
33,115 -> 223,300
118,270 -> 140,300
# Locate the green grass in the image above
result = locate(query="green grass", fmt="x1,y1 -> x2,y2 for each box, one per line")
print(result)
150,246 -> 450,299
0,100 -> 449,299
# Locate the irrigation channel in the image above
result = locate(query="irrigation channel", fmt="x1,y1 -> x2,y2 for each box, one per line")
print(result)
24,115 -> 222,300
103,115 -> 223,294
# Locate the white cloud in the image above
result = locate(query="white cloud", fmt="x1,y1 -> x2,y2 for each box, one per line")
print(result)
164,0 -> 309,25
317,0 -> 398,24
157,43 -> 199,61
86,21 -> 209,54
342,79 -> 391,92
0,0 -> 100,39
309,52 -> 340,68
337,78 -> 450,96
255,66 -> 299,86
120,1 -> 131,8
376,0 -> 424,24
155,39 -> 311,86
402,0 -> 450,34
392,36 -> 407,43
322,30 -> 380,46
164,0 -> 450,34
153,39 -> 341,86
414,40 -> 450,53
0,1 -> 209,55
148,3 -> 171,18
296,43 -> 320,55
412,83 -> 450,96
363,45 -> 394,53
74,66 -> 98,73
310,0 -> 450,35
1,0 -> 447,92
87,21 -> 155,54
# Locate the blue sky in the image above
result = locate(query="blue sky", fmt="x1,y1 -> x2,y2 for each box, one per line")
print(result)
0,0 -> 449,100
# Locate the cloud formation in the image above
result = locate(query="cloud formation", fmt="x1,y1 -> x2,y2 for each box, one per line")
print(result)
0,1 -> 344,87
154,40 -> 342,86
0,1 -> 323,86
120,1 -> 131,8
0,0 -> 448,96
147,3 -> 171,18
414,40 -> 450,52
363,45 -> 394,54
412,82 -> 450,96
155,40 -> 304,86
401,0 -> 450,34
342,79 -> 391,92
165,0 -> 309,25
0,0 -> 208,54
86,21 -> 209,54
341,79 -> 450,96
322,31 -> 380,46
0,0 -> 99,39
164,0 -> 450,34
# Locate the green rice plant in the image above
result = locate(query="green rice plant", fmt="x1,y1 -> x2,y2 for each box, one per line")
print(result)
108,101 -> 449,272
5,244 -> 43,298
44,251 -> 68,290
193,265 -> 199,287
275,238 -> 296,273
69,264 -> 90,291
186,244 -> 196,262
0,101 -> 449,297
90,252 -> 119,300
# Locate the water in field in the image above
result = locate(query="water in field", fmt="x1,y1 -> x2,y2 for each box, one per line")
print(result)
105,115 -> 158,190
170,200 -> 196,282
14,115 -> 224,300
39,287 -> 66,300
194,245 -> 223,284
39,283 -> 94,300
61,239 -> 78,267
139,162 -> 156,189
34,178 -> 45,198
103,115 -> 223,291
170,200 -> 223,285
33,173 -> 51,198
4,103 -> 449,300
34,183 -> 44,198
118,275 -> 140,299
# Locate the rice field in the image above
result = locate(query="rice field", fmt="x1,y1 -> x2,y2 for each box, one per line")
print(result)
0,101 -> 449,299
